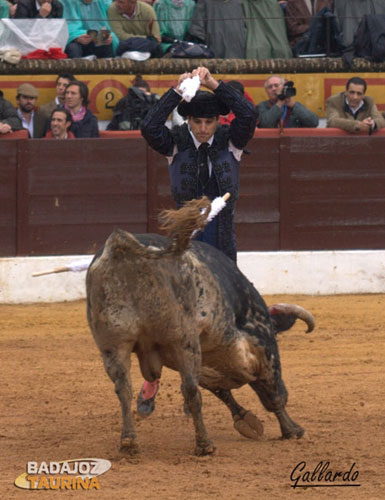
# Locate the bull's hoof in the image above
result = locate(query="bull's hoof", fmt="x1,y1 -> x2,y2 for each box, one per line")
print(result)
282,425 -> 305,440
120,438 -> 140,455
233,411 -> 264,440
195,440 -> 216,456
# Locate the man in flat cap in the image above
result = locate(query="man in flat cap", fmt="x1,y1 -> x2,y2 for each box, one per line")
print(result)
139,66 -> 257,417
16,83 -> 48,138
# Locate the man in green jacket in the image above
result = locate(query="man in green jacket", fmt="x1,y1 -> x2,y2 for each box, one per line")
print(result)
257,75 -> 319,128
108,0 -> 162,57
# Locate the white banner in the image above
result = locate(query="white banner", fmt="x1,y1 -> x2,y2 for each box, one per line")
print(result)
0,19 -> 68,54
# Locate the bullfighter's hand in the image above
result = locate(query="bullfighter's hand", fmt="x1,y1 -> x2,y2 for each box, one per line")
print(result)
177,72 -> 193,91
39,2 -> 52,17
192,67 -> 219,91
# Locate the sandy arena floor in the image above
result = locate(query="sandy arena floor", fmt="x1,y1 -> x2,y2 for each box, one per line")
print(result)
0,294 -> 384,499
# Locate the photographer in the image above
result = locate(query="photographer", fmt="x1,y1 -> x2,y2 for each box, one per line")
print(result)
257,75 -> 319,128
107,75 -> 159,131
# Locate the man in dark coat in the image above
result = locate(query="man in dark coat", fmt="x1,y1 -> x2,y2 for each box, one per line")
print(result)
138,66 -> 257,417
0,89 -> 22,134
141,66 -> 257,263
16,83 -> 49,138
285,0 -> 333,46
107,75 -> 159,131
14,0 -> 63,18
64,81 -> 99,138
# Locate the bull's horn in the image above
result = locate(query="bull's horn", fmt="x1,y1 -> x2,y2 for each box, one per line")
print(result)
269,303 -> 315,333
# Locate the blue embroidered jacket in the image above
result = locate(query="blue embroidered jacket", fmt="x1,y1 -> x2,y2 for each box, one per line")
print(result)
141,81 -> 257,261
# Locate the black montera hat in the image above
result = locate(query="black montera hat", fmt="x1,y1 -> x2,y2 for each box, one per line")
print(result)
177,90 -> 230,118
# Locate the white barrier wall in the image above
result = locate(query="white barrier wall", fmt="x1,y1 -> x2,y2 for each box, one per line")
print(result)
0,250 -> 384,304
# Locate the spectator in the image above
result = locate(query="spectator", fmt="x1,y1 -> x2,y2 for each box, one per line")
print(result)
326,76 -> 385,133
242,0 -> 292,59
39,73 -> 75,120
45,107 -> 75,138
285,0 -> 333,47
61,0 -> 118,59
154,0 -> 196,54
14,0 -> 63,18
0,0 -> 10,17
16,83 -> 48,138
187,0 -> 246,58
219,80 -> 255,126
8,1 -> 18,18
108,0 -> 163,58
0,89 -> 22,135
257,75 -> 319,128
334,0 -> 385,47
107,75 -> 159,131
64,81 -> 99,138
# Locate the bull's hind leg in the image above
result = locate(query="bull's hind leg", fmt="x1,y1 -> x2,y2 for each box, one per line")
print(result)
249,378 -> 304,439
174,339 -> 215,456
203,387 -> 264,440
102,345 -> 139,454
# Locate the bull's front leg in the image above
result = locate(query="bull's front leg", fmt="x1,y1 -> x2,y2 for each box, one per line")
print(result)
176,337 -> 215,456
181,374 -> 215,456
249,377 -> 304,439
202,386 -> 264,440
102,347 -> 139,454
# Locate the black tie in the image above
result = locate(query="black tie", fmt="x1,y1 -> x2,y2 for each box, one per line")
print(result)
198,142 -> 210,187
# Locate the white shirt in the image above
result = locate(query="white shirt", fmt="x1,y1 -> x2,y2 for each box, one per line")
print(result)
345,96 -> 364,115
17,109 -> 34,138
167,119 -> 243,172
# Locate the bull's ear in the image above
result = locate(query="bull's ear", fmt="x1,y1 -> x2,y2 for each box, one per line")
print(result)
268,304 -> 315,334
269,312 -> 297,336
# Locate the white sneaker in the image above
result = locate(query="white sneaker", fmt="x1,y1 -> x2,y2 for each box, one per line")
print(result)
82,55 -> 97,61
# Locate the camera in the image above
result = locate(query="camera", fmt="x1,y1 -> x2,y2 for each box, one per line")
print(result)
277,81 -> 296,101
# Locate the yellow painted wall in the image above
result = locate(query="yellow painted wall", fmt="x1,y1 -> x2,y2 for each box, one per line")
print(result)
2,73 -> 385,120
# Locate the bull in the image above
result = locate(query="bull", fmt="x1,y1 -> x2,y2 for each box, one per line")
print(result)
86,198 -> 315,456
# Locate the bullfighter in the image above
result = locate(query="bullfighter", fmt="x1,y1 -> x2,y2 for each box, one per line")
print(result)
139,66 -> 257,416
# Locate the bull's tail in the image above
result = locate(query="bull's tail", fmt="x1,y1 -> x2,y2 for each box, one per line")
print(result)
159,196 -> 211,254
105,197 -> 212,260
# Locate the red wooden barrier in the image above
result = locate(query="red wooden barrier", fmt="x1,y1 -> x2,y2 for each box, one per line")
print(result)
0,132 -> 384,256
0,130 -> 29,140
